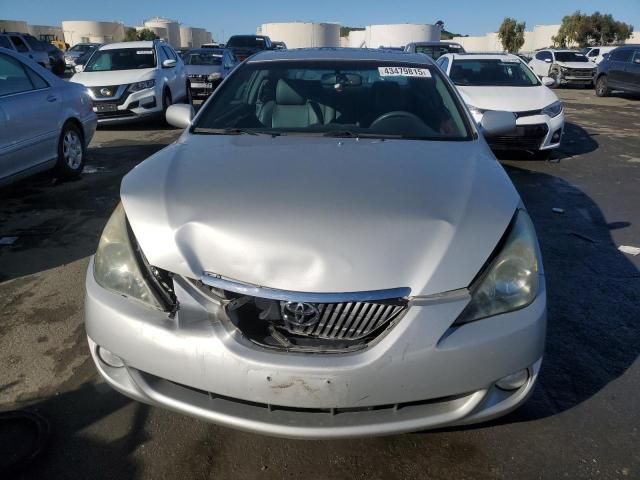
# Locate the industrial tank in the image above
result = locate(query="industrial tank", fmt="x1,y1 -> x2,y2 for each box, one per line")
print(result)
259,22 -> 340,48
0,20 -> 29,33
144,17 -> 180,47
62,21 -> 125,46
365,24 -> 440,48
190,28 -> 209,47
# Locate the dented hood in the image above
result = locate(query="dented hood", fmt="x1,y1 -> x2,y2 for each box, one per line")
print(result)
121,135 -> 519,296
457,85 -> 558,113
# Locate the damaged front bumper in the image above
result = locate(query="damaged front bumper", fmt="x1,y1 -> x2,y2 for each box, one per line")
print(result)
85,257 -> 546,439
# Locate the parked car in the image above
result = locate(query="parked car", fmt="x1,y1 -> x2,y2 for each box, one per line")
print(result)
183,48 -> 237,97
404,41 -> 465,60
225,35 -> 273,61
64,42 -> 102,70
70,40 -> 189,125
595,44 -> 640,97
0,47 -> 97,186
85,48 -> 546,439
437,53 -> 564,158
528,49 -> 596,88
582,46 -> 617,64
73,45 -> 102,70
272,41 -> 287,50
0,32 -> 50,69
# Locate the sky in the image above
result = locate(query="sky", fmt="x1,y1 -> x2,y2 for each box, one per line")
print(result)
3,0 -> 639,42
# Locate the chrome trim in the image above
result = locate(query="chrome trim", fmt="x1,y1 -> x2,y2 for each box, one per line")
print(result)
410,288 -> 470,306
200,272 -> 411,303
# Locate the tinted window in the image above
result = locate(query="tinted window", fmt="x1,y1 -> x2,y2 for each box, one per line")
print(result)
70,44 -> 94,53
554,52 -> 589,63
415,44 -> 463,60
10,36 -> 29,53
162,46 -> 177,61
588,49 -> 599,57
84,48 -> 157,72
610,49 -> 633,62
184,51 -> 222,65
535,51 -> 552,61
0,36 -> 12,49
634,50 -> 640,64
0,53 -> 34,96
227,36 -> 267,49
450,59 -> 540,87
437,57 -> 449,72
24,66 -> 49,89
194,60 -> 470,141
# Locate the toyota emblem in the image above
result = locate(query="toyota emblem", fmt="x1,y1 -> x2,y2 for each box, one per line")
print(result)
281,302 -> 320,327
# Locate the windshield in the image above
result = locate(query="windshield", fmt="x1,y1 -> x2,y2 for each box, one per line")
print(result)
184,51 -> 222,65
194,60 -> 471,141
70,44 -> 94,53
416,44 -> 463,60
84,48 -> 156,72
227,36 -> 266,49
450,59 -> 540,87
555,52 -> 589,63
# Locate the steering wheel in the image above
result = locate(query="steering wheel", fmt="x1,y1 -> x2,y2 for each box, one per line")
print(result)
370,111 -> 423,128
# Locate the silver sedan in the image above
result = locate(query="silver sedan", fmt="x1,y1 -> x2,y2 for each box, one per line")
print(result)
0,47 -> 97,186
85,48 -> 546,438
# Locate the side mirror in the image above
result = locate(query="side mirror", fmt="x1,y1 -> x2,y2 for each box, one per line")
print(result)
480,111 -> 516,137
166,104 -> 194,129
542,76 -> 556,87
544,58 -> 552,63
162,59 -> 176,68
74,64 -> 84,73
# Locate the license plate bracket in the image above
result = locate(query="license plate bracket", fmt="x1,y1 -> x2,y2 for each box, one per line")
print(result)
96,103 -> 118,113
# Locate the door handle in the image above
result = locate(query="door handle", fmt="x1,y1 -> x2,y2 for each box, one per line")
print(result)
46,95 -> 58,103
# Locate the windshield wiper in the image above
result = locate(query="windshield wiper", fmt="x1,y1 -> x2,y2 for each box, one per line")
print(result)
192,127 -> 284,137
322,131 -> 402,139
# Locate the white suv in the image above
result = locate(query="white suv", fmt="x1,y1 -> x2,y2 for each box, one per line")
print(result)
71,40 -> 190,124
528,49 -> 596,88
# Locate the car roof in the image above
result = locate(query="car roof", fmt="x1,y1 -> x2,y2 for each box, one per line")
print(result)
410,41 -> 462,46
248,47 -> 435,64
100,41 -> 156,50
444,52 -> 521,61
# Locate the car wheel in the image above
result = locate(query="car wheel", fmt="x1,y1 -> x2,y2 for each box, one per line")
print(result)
162,89 -> 172,113
548,70 -> 560,89
596,76 -> 610,97
55,122 -> 85,178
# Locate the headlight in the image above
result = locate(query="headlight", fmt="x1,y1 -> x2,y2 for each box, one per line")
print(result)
467,105 -> 485,123
560,66 -> 569,73
94,204 -> 163,310
542,100 -> 563,118
128,79 -> 155,92
207,72 -> 222,82
455,210 -> 541,325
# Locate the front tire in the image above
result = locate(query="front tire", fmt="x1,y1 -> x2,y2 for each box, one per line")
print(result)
55,122 -> 85,178
595,76 -> 610,97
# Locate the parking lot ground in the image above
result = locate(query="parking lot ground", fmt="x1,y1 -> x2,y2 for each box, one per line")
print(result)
1,90 -> 639,479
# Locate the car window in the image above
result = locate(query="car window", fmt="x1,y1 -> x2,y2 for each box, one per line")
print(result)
227,36 -> 267,49
450,59 -> 540,87
23,36 -> 44,51
0,36 -> 13,50
194,60 -> 471,141
10,36 -> 30,53
0,53 -> 35,96
84,48 -> 157,72
535,51 -> 551,61
415,45 -> 462,60
437,57 -> 449,72
184,51 -> 222,65
162,46 -> 177,61
589,49 -> 599,57
554,51 -> 589,63
610,49 -> 633,62
24,65 -> 49,89
70,44 -> 93,53
634,51 -> 640,64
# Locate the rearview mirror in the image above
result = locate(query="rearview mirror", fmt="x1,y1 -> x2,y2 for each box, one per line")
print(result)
166,104 -> 194,129
74,64 -> 84,73
542,76 -> 556,87
480,111 -> 516,137
321,73 -> 363,87
162,59 -> 176,68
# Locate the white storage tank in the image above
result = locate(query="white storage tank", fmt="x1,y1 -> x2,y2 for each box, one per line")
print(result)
138,25 -> 168,43
259,22 -> 340,49
0,20 -> 30,33
62,21 -> 125,46
348,30 -> 367,48
179,25 -> 193,48
191,27 -> 209,48
365,24 -> 440,48
144,17 -> 180,47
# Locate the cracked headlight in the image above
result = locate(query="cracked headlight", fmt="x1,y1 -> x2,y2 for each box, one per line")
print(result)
94,204 -> 163,310
542,101 -> 563,118
455,210 -> 542,325
128,79 -> 155,92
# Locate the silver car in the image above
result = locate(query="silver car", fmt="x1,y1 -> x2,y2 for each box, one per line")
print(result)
0,47 -> 97,186
85,49 -> 546,439
183,48 -> 237,97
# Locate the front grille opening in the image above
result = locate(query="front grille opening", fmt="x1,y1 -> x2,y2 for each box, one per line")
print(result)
194,283 -> 408,353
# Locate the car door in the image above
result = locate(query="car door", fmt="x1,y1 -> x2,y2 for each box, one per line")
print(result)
625,49 -> 640,92
607,48 -> 633,88
0,53 -> 62,181
161,46 -> 183,100
586,48 -> 599,63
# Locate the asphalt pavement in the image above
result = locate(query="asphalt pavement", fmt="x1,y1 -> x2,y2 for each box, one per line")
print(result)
0,89 -> 638,479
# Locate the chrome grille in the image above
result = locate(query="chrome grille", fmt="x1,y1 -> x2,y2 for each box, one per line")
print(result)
566,68 -> 594,79
282,300 -> 406,341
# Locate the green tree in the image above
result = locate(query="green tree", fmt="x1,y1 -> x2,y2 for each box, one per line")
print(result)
553,11 -> 633,48
124,27 -> 138,42
135,28 -> 159,41
498,17 -> 526,53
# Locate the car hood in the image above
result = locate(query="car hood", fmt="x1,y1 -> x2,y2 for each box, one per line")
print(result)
121,136 -> 519,296
555,61 -> 596,69
70,68 -> 156,87
457,85 -> 558,112
186,65 -> 222,76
